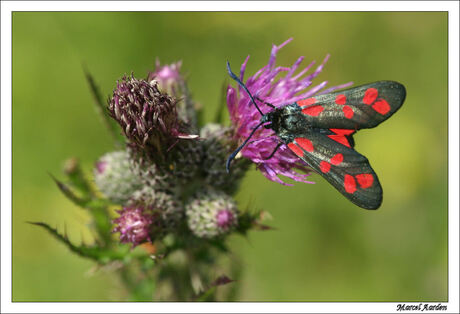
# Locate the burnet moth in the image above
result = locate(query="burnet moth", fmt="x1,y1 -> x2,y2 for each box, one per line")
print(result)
226,61 -> 406,210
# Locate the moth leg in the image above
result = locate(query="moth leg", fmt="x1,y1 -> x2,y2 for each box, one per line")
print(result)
263,142 -> 283,160
255,96 -> 276,109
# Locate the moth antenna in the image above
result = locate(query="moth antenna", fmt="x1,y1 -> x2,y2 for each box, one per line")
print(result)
227,61 -> 264,116
226,121 -> 265,173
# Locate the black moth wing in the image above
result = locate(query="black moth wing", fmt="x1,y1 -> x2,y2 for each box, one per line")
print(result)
298,81 -> 406,130
287,131 -> 383,209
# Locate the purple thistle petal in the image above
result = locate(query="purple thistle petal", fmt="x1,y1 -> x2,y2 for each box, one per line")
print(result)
285,56 -> 304,80
292,60 -> 316,80
113,206 -> 153,247
304,81 -> 329,98
95,161 -> 107,174
240,55 -> 250,81
268,38 -> 293,69
319,81 -> 354,95
226,86 -> 237,119
226,39 -> 353,185
216,209 -> 235,229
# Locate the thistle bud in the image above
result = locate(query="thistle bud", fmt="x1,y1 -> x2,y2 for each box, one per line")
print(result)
94,151 -> 141,204
169,140 -> 202,183
113,205 -> 153,247
200,123 -> 250,194
186,189 -> 238,239
108,74 -> 188,161
147,60 -> 182,95
148,60 -> 198,131
63,157 -> 79,175
129,189 -> 183,236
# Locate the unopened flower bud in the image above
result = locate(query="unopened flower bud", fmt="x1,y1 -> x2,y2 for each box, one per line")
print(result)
147,60 -> 183,95
94,151 -> 141,204
130,189 -> 183,236
200,123 -> 250,194
108,74 -> 191,161
148,60 -> 198,132
113,205 -> 153,247
63,157 -> 79,175
186,189 -> 238,238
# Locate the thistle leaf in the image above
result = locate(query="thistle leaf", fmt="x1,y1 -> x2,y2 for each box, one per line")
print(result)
211,275 -> 234,287
90,206 -> 114,245
49,173 -> 92,209
214,80 -> 228,124
195,275 -> 234,301
208,239 -> 229,253
63,157 -> 94,197
236,210 -> 274,235
29,222 -> 152,264
195,286 -> 216,301
28,222 -> 103,262
83,67 -> 123,147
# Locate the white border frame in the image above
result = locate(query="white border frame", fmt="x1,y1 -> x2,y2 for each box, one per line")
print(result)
2,1 -> 459,313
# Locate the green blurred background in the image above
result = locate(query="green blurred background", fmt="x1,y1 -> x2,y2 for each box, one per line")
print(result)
12,12 -> 447,301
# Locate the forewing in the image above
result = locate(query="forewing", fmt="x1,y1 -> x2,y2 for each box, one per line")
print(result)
297,81 -> 406,130
286,131 -> 383,209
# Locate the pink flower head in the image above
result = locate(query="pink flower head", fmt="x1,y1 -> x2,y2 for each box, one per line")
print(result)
226,38 -> 353,185
147,59 -> 183,94
216,209 -> 235,229
113,206 -> 153,247
95,160 -> 107,174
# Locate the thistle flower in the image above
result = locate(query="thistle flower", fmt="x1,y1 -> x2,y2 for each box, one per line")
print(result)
148,60 -> 198,132
94,151 -> 141,204
129,189 -> 183,235
113,205 -> 153,247
147,60 -> 183,95
186,189 -> 238,239
227,38 -> 353,185
114,191 -> 183,246
108,74 -> 196,161
200,123 -> 250,194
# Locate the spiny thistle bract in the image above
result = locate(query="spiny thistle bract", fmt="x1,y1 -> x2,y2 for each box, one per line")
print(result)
185,189 -> 238,239
128,189 -> 183,237
200,123 -> 250,194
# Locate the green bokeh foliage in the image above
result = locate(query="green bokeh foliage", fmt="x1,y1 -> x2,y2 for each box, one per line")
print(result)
12,12 -> 447,301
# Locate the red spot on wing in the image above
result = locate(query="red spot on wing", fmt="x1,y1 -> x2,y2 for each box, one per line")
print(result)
356,174 -> 374,189
335,94 -> 347,105
320,161 -> 331,173
363,88 -> 378,105
298,98 -> 316,107
327,135 -> 351,148
372,99 -> 391,115
344,174 -> 357,194
330,153 -> 344,165
330,128 -> 355,136
342,105 -> 354,119
295,137 -> 314,152
302,105 -> 324,116
287,143 -> 303,157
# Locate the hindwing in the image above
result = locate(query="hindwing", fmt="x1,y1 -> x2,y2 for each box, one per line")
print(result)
286,130 -> 382,209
